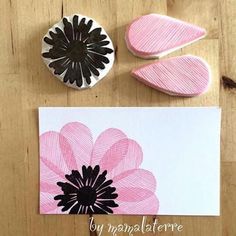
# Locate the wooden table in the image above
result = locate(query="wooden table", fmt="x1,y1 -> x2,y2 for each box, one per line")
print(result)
0,0 -> 235,235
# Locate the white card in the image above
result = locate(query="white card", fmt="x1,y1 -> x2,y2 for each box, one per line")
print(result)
39,107 -> 221,216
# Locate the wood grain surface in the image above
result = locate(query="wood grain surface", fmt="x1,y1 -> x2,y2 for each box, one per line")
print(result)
0,0 -> 235,235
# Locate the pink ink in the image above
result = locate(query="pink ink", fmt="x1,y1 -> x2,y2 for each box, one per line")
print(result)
126,14 -> 206,58
40,122 -> 159,214
131,55 -> 211,97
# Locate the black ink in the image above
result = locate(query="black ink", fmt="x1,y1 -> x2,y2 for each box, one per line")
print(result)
54,165 -> 118,214
43,15 -> 113,87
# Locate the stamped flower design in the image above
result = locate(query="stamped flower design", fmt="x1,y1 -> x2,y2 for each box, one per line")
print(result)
54,165 -> 118,214
40,122 -> 159,214
42,15 -> 114,89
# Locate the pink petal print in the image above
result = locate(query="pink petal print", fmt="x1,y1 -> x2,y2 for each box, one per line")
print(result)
91,128 -> 127,166
40,158 -> 65,185
113,169 -> 157,194
60,122 -> 93,169
126,14 -> 206,58
40,182 -> 61,194
114,195 -> 159,215
59,132 -> 78,171
107,139 -> 143,179
40,122 -> 159,215
99,139 -> 129,172
132,55 -> 211,97
116,188 -> 153,202
40,131 -> 70,179
40,192 -> 58,214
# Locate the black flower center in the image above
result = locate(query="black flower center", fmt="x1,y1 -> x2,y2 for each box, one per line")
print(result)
77,186 -> 97,206
66,40 -> 88,62
54,165 -> 118,214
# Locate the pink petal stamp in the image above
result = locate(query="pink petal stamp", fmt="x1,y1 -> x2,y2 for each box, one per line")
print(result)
125,14 -> 206,58
131,55 -> 211,97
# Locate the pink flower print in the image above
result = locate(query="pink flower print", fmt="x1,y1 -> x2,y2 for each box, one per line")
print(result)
40,122 -> 159,214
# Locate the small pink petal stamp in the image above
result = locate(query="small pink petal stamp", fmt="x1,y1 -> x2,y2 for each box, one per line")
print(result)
131,55 -> 211,97
40,122 -> 159,214
125,14 -> 206,59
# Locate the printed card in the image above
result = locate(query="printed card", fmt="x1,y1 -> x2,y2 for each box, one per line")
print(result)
39,107 -> 221,216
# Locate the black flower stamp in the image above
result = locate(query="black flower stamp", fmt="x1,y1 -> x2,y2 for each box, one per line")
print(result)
42,14 -> 114,89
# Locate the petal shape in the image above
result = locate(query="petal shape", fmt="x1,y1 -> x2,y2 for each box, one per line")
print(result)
60,122 -> 93,170
116,187 -> 153,202
40,159 -> 65,185
91,128 -> 127,166
63,18 -> 74,42
113,169 -> 157,194
114,194 -> 159,215
40,193 -> 70,214
99,139 -> 129,172
132,55 -> 211,97
40,192 -> 59,214
126,14 -> 206,58
40,182 -> 61,194
49,57 -> 71,75
63,62 -> 83,87
40,131 -> 70,179
107,139 -> 143,179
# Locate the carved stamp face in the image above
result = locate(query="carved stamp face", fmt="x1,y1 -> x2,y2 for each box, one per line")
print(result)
42,14 -> 114,89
